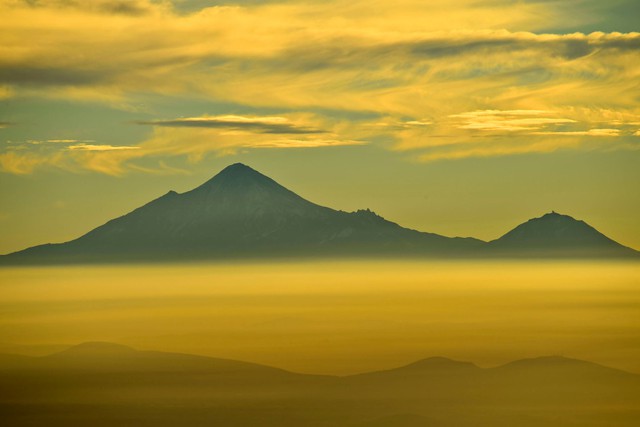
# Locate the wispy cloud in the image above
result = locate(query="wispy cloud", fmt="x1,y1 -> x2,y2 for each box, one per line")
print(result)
67,143 -> 140,151
449,110 -> 576,132
17,0 -> 161,16
1,0 -> 639,171
532,129 -> 622,137
138,115 -> 326,134
0,112 -> 365,174
47,139 -> 95,143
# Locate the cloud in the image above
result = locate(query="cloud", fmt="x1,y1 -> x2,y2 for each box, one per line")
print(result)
129,113 -> 365,166
0,112 -> 366,174
0,150 -> 66,174
449,110 -> 576,132
532,128 -> 622,137
138,115 -> 326,134
1,0 -> 639,170
47,139 -> 95,143
17,0 -> 161,16
67,143 -> 140,151
239,138 -> 365,148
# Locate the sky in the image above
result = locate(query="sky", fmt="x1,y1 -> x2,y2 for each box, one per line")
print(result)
0,0 -> 639,254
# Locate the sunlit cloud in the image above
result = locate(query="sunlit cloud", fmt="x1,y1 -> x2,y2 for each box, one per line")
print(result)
47,139 -> 95,143
0,111 -> 365,174
449,110 -> 576,132
0,0 -> 639,172
532,128 -> 622,137
245,138 -> 365,148
67,143 -> 140,151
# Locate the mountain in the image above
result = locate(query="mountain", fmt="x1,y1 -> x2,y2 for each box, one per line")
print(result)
488,211 -> 637,257
1,164 -> 636,263
1,343 -> 639,427
2,163 -> 482,263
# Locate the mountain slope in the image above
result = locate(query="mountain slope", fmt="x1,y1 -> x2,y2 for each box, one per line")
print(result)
4,163 -> 481,263
488,212 -> 636,257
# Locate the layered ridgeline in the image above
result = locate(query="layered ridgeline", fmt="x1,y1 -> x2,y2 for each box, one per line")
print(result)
2,163 -> 637,263
1,343 -> 639,427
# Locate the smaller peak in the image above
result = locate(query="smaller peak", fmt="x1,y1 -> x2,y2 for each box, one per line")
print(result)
537,211 -> 576,221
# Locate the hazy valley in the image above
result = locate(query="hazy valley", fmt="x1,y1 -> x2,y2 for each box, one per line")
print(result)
1,260 -> 639,426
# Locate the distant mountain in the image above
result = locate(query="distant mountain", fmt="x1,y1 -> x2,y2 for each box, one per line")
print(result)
1,343 -> 638,427
1,341 -> 295,379
488,212 -> 637,257
1,163 -> 481,263
1,164 -> 636,263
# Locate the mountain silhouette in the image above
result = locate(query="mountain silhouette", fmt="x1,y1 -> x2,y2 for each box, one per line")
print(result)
488,211 -> 636,257
1,164 -> 636,263
2,163 -> 481,263
1,343 -> 638,427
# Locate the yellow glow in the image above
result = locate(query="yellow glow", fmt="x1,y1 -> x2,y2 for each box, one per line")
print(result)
1,261 -> 638,375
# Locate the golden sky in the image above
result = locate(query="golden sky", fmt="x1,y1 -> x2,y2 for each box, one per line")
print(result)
0,0 -> 639,253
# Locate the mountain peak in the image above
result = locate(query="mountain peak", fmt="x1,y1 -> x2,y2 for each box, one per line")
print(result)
538,211 -> 576,221
195,162 -> 279,192
218,162 -> 272,178
221,162 -> 256,174
489,211 -> 635,256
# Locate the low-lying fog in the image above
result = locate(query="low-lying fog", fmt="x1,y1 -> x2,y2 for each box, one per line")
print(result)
1,260 -> 638,375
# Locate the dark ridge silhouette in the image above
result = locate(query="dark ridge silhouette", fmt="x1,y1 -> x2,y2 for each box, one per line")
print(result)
488,211 -> 636,257
1,343 -> 638,427
1,164 -> 636,263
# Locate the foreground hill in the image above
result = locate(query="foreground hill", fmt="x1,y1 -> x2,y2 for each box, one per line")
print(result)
1,343 -> 638,427
1,163 -> 636,263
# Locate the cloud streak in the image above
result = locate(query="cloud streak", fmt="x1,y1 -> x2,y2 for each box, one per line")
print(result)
0,113 -> 365,174
449,110 -> 577,132
138,115 -> 327,134
67,143 -> 140,151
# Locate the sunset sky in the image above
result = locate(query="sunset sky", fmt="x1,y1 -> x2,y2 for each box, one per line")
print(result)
1,0 -> 639,254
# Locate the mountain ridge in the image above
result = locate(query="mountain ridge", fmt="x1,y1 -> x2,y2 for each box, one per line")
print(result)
1,163 -> 636,263
1,342 -> 637,377
2,342 -> 638,427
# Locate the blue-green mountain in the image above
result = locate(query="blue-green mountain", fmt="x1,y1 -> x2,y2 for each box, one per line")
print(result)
2,163 -> 636,263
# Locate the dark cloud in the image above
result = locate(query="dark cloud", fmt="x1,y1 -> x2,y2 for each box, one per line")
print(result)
171,0 -> 276,14
279,33 -> 640,73
137,117 -> 327,134
0,66 -> 109,86
21,0 -> 154,16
